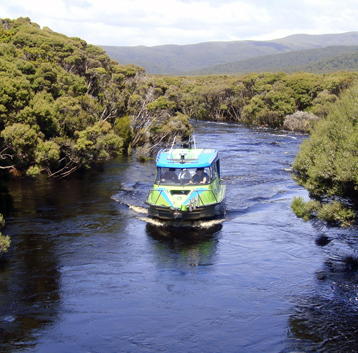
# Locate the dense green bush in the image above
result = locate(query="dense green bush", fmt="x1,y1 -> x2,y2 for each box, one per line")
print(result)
146,71 -> 358,129
0,17 -> 191,176
292,82 -> 358,226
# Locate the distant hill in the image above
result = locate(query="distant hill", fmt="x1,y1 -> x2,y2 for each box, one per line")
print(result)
101,32 -> 358,75
295,51 -> 358,73
189,46 -> 358,75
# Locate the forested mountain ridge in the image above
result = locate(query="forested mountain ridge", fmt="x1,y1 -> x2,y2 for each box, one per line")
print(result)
272,32 -> 358,49
100,32 -> 358,75
189,46 -> 358,75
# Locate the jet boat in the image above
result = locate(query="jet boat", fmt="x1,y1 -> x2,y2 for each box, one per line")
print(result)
145,138 -> 226,220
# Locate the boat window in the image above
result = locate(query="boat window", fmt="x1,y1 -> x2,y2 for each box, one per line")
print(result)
179,167 -> 210,185
210,165 -> 218,181
178,168 -> 194,184
157,167 -> 180,185
156,167 -> 211,185
216,160 -> 221,178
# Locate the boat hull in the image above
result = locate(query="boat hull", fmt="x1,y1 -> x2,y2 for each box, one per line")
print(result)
145,184 -> 226,221
148,204 -> 217,220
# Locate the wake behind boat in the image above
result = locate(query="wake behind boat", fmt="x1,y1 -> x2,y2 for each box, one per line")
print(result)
145,138 -> 226,220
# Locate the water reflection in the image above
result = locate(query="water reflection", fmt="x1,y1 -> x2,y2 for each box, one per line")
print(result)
146,223 -> 222,268
0,234 -> 61,352
0,183 -> 14,217
0,171 -> 98,352
287,246 -> 358,352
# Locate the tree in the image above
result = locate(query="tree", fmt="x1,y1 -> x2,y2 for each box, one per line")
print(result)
49,121 -> 123,178
1,123 -> 41,171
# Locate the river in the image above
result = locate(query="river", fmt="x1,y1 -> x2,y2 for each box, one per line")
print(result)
1,121 -> 358,353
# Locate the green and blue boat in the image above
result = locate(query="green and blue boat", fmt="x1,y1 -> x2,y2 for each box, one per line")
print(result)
145,140 -> 226,220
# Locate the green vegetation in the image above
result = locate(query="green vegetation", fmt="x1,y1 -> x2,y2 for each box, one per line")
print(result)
0,213 -> 10,254
292,82 -> 358,227
2,17 -> 358,177
291,197 -> 355,227
0,17 -> 191,176
142,71 -> 358,130
2,17 -> 358,228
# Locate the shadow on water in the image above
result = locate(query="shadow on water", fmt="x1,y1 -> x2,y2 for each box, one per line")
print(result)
0,183 -> 15,217
0,164 -> 118,352
145,222 -> 222,268
0,234 -> 61,352
286,229 -> 358,353
146,222 -> 223,242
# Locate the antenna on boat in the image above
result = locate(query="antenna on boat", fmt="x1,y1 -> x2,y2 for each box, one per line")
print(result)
167,136 -> 176,160
170,136 -> 176,152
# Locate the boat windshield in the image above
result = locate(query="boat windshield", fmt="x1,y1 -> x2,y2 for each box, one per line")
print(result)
156,167 -> 212,185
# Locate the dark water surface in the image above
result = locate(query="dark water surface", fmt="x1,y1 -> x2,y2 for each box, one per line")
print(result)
1,121 -> 358,353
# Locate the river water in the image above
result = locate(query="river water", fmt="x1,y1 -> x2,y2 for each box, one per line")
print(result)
1,121 -> 358,353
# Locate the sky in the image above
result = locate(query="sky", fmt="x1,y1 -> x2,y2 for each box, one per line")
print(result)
1,0 -> 358,47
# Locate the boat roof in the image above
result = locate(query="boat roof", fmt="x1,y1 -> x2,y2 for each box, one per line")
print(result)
156,148 -> 219,168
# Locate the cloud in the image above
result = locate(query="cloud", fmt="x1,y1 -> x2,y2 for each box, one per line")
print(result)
1,0 -> 358,46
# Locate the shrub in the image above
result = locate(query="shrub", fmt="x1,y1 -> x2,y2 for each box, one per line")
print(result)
0,234 -> 10,253
291,196 -> 355,227
0,213 -> 4,229
311,91 -> 337,118
135,145 -> 152,162
291,196 -> 319,221
292,82 -> 358,201
114,115 -> 132,153
283,111 -> 319,132
0,213 -> 10,254
317,201 -> 355,228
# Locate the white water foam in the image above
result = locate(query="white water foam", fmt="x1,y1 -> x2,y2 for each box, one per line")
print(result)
112,196 -> 148,213
129,205 -> 148,215
139,216 -> 225,229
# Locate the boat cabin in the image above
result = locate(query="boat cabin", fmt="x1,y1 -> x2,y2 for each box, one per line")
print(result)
155,148 -> 221,185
